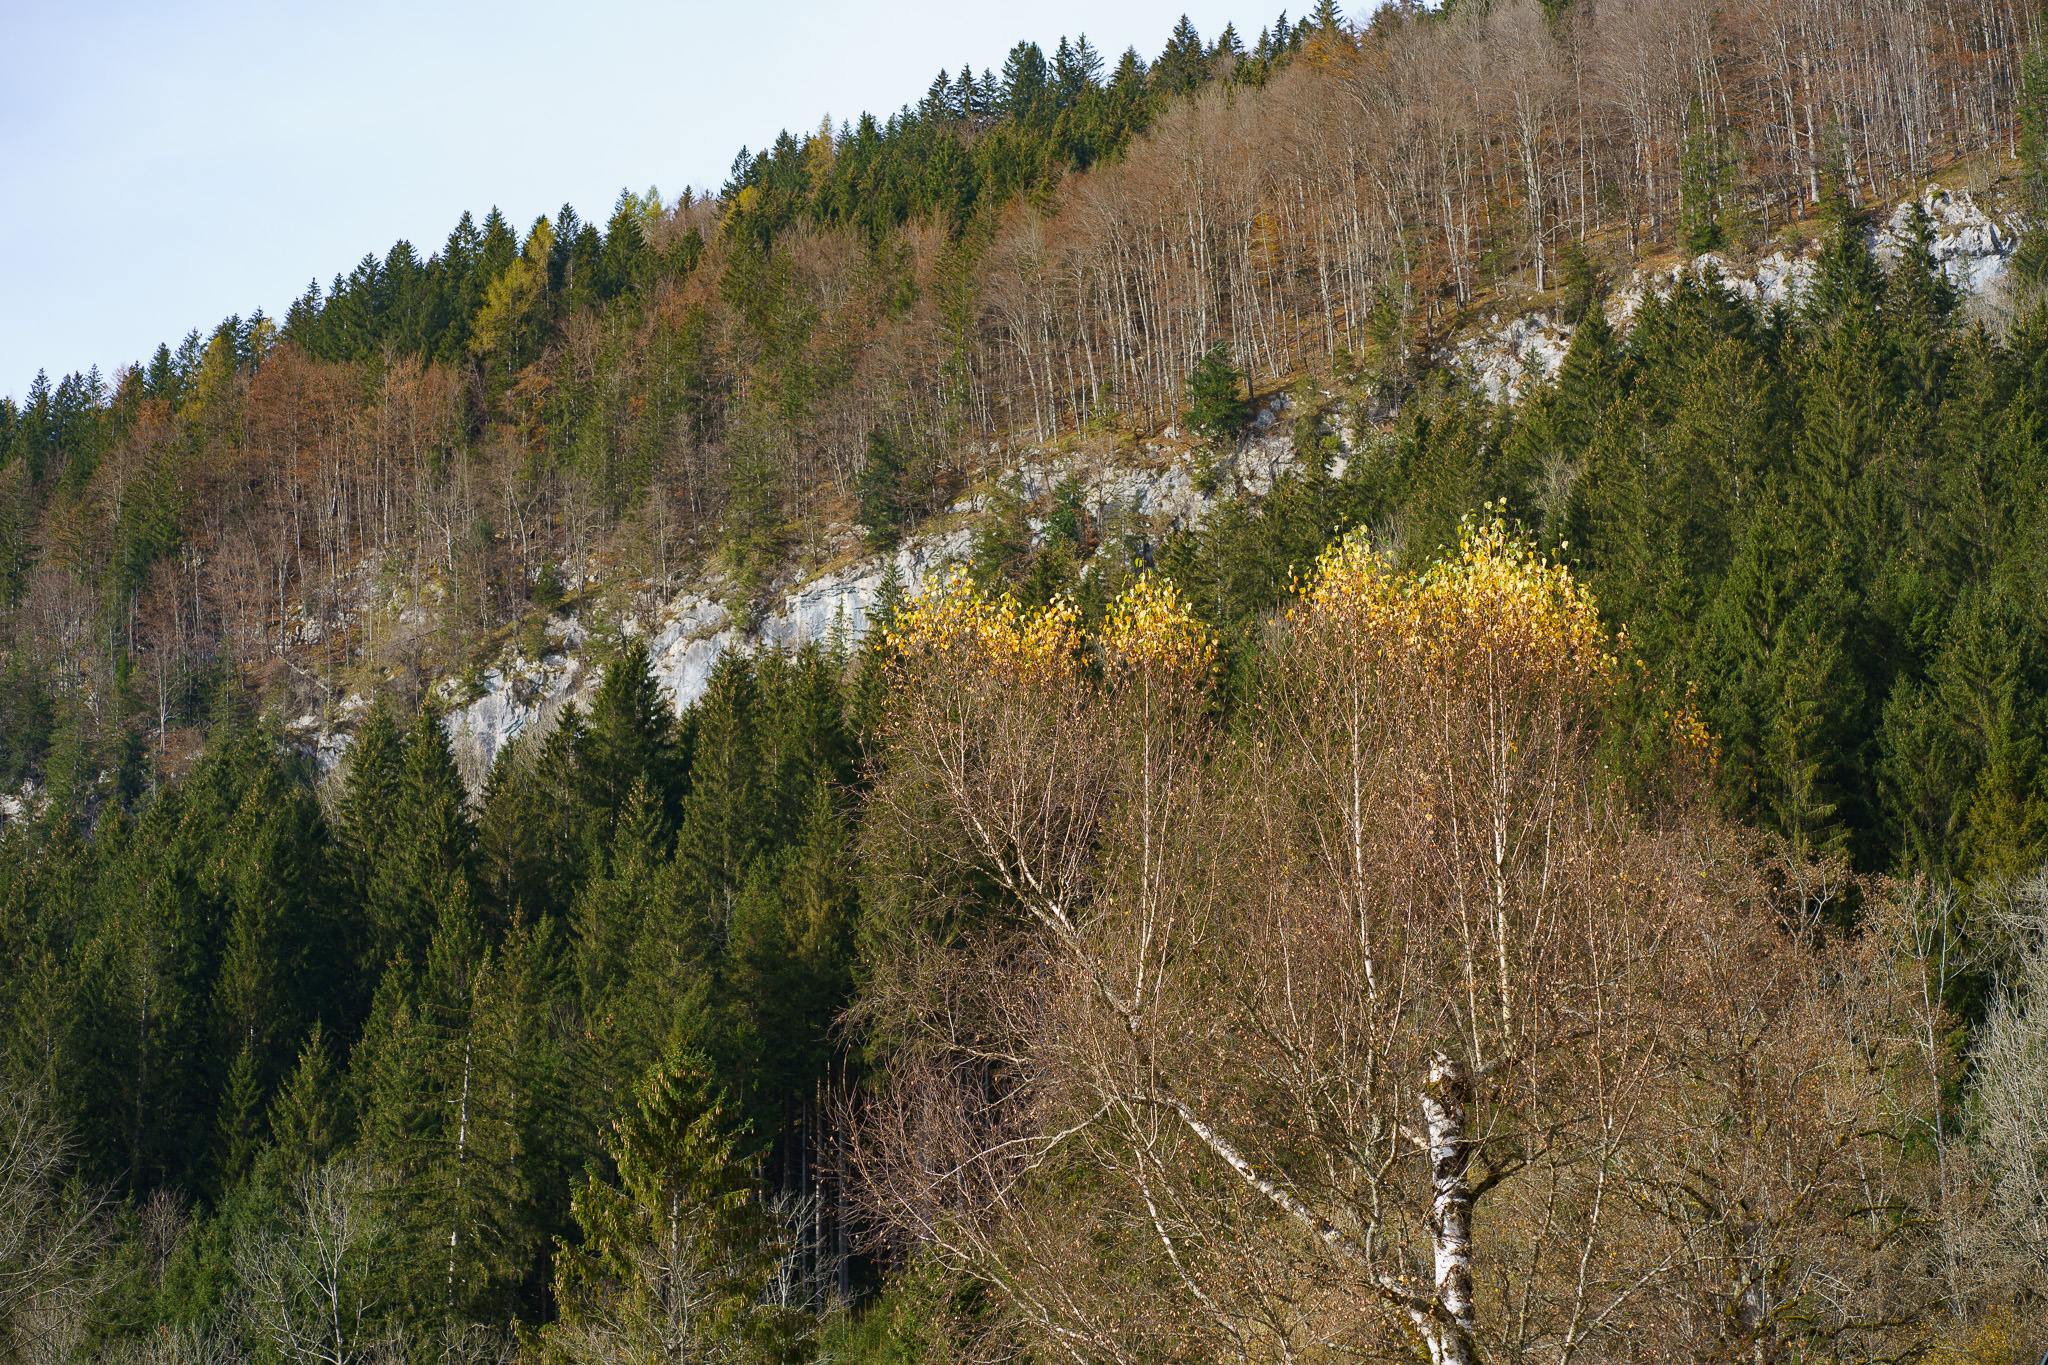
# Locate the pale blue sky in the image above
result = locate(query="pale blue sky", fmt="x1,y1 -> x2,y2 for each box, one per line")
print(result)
0,0 -> 1284,401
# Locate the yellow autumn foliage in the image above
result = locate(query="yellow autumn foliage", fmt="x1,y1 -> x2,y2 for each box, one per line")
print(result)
1290,513 -> 1721,784
889,520 -> 1716,788
887,565 -> 1084,690
1297,512 -> 1614,696
1101,572 -> 1214,685
470,220 -> 552,359
889,567 -> 1216,698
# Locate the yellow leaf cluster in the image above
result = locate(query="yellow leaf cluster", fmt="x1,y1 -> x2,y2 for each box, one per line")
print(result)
1665,699 -> 1717,768
888,567 -> 1217,700
470,222 -> 552,359
887,566 -> 1084,689
1299,511 -> 1614,691
1102,572 -> 1215,683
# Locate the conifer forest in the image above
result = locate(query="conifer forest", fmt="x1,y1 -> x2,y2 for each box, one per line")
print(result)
9,0 -> 2048,1360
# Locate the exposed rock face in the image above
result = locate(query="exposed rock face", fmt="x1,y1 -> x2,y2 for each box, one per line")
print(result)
1451,185 -> 2015,404
426,419 -> 1332,791
441,652 -> 601,791
1451,313 -> 1574,403
437,528 -> 975,788
1872,186 -> 2012,295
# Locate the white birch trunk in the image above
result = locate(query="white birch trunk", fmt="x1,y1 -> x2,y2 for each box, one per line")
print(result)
1419,1053 -> 1479,1365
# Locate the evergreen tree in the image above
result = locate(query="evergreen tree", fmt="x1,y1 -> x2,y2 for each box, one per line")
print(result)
1677,99 -> 1726,254
208,751 -> 331,1186
572,778 -> 682,1112
390,889 -> 534,1330
2011,41 -> 2048,284
352,967 -> 426,1169
1155,15 -> 1210,94
551,1043 -> 787,1365
1794,294 -> 1888,563
582,641 -> 684,842
266,1023 -> 349,1175
67,794 -> 210,1187
724,774 -> 856,1117
1185,343 -> 1251,444
999,42 -> 1050,121
673,656 -> 766,938
215,1043 -> 268,1189
598,194 -> 651,301
476,711 -> 595,932
855,430 -> 909,548
1054,34 -> 1105,102
755,645 -> 856,834
339,702 -> 405,976
364,713 -> 475,975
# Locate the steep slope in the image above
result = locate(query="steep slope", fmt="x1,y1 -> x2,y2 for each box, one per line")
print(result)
422,176 -> 2023,792
2,0 -> 2030,815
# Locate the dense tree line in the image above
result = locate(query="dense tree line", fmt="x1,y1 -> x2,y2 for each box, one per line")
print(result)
0,636 -> 872,1360
3,211 -> 2046,1360
2,1 -> 2048,1360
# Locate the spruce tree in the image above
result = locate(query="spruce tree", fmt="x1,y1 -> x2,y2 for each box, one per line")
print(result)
581,642 -> 682,844
352,966 -> 425,1168
726,773 -> 856,1112
551,1043 -> 786,1365
1677,99 -> 1726,254
1185,343 -> 1251,444
855,430 -> 909,548
339,702 -> 405,980
1966,721 -> 2046,885
1876,675 -> 1973,875
673,656 -> 765,938
393,888 -> 533,1331
1155,16 -> 1210,94
571,779 -> 671,1060
999,42 -> 1050,121
215,1043 -> 267,1188
476,710 -> 593,932
755,645 -> 855,839
1794,303 -> 1889,564
267,1023 -> 349,1174
365,713 -> 475,975
207,756 -> 329,1182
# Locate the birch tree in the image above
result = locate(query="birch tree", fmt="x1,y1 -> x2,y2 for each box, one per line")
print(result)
233,1158 -> 394,1365
1967,877 -> 2048,1293
856,525 -> 1919,1363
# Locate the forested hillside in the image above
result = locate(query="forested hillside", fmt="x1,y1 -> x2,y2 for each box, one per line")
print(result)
5,0 -> 2048,1361
0,0 -> 2026,792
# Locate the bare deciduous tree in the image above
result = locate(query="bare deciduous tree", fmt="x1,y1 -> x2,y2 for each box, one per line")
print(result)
0,1087 -> 105,1365
1967,876 -> 2048,1295
232,1158 -> 394,1365
855,530 -> 1925,1364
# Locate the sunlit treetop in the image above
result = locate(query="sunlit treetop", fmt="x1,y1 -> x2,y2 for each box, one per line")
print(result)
1101,571 -> 1215,686
1296,509 -> 1616,694
887,564 -> 1086,688
888,565 -> 1218,697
